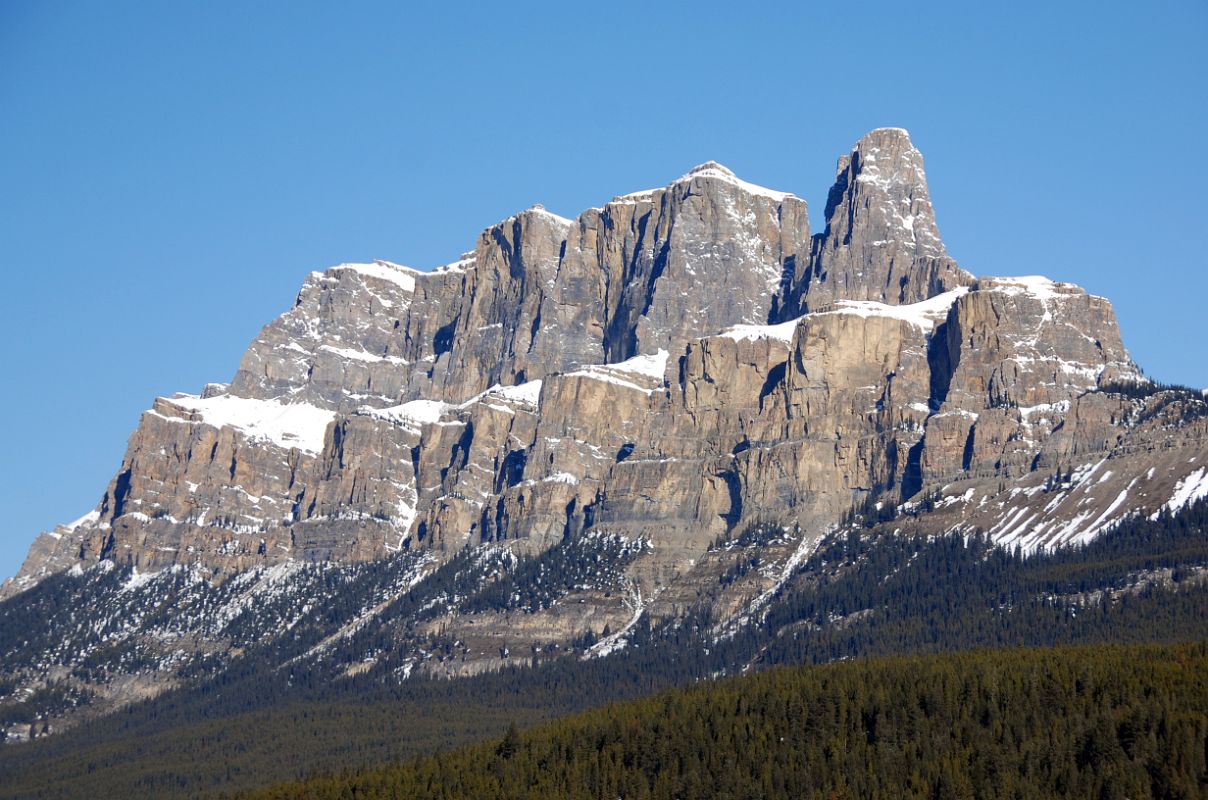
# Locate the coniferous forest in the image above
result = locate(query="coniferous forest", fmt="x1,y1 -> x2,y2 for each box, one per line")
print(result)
241,643 -> 1208,800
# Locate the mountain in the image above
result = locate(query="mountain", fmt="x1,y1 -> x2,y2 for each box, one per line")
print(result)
3,128 -> 1208,747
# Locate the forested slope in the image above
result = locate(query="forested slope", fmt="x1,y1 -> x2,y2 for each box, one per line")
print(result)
243,643 -> 1208,800
1,502 -> 1206,798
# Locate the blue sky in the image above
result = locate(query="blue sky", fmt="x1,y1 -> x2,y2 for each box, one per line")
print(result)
1,0 -> 1205,581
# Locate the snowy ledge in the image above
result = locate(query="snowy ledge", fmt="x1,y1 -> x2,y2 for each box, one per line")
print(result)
327,261 -> 421,293
615,161 -> 795,204
567,350 -> 669,394
719,288 -> 969,343
720,318 -> 800,344
363,379 -> 545,428
155,394 -> 337,454
822,287 -> 969,331
513,204 -> 574,227
976,275 -> 1081,302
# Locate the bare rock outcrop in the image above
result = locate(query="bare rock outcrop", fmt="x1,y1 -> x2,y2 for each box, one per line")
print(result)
777,128 -> 972,318
5,129 -> 1196,621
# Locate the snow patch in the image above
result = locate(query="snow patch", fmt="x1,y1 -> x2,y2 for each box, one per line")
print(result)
585,580 -> 647,658
63,510 -> 101,532
1154,467 -> 1208,518
567,350 -> 668,394
366,399 -> 453,428
330,261 -> 420,293
1019,400 -> 1070,420
675,162 -> 794,201
433,254 -> 474,273
614,349 -> 669,379
824,287 -> 968,331
983,275 -> 1072,302
160,394 -> 336,454
318,344 -> 409,365
719,526 -> 819,638
121,566 -> 159,593
519,204 -> 574,226
720,318 -> 800,344
616,161 -> 794,203
490,379 -> 543,407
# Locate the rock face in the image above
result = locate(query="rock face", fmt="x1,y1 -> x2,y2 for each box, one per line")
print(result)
921,276 -> 1139,483
777,128 -> 972,318
7,128 -> 1208,738
3,127 -> 1200,639
226,165 -> 812,412
592,163 -> 810,361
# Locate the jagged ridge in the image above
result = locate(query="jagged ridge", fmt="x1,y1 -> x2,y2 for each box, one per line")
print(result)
4,129 -> 1207,739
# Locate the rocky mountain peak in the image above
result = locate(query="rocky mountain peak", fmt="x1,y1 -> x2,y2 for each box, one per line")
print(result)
6,131 -> 1182,613
682,161 -> 738,179
616,161 -> 798,206
839,127 -> 921,173
510,204 -> 575,229
836,127 -> 941,253
671,161 -> 797,203
5,134 -> 1207,740
775,128 -> 972,318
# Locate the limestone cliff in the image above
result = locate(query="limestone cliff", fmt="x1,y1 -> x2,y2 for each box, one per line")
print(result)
7,129 -> 1208,739
3,128 -> 1198,629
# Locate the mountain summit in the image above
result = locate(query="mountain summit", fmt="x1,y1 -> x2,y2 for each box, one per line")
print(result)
3,130 -> 1206,739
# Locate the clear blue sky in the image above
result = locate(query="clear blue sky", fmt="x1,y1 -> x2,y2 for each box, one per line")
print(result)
2,0 -> 1205,581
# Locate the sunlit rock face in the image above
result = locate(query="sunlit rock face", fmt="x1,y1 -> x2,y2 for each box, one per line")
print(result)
5,128 -> 1188,639
8,129 -> 1208,738
777,127 -> 972,318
